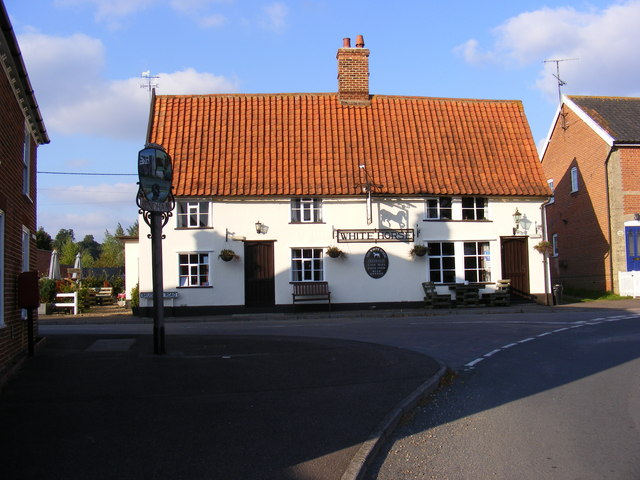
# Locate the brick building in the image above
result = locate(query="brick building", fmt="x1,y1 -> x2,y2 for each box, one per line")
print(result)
540,95 -> 640,294
0,1 -> 49,381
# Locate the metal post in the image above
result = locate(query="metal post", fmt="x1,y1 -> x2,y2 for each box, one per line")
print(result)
151,212 -> 165,354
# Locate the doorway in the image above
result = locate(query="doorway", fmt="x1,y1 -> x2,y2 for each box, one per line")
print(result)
501,236 -> 530,297
625,226 -> 640,271
244,241 -> 275,307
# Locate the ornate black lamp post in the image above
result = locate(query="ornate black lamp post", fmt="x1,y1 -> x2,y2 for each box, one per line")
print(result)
137,143 -> 175,354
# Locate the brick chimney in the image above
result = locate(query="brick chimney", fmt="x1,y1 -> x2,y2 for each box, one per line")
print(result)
337,35 -> 370,105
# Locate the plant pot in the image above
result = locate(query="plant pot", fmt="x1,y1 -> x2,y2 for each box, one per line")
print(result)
327,250 -> 342,258
220,254 -> 234,262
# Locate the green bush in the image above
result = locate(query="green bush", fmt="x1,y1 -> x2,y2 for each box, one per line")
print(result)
39,278 -> 57,304
130,283 -> 139,309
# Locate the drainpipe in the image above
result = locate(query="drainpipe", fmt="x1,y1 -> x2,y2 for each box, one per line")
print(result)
540,201 -> 551,305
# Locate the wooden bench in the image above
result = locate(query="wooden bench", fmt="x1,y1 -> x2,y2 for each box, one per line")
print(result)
54,292 -> 79,315
292,282 -> 331,310
422,282 -> 452,308
482,279 -> 511,306
95,287 -> 114,304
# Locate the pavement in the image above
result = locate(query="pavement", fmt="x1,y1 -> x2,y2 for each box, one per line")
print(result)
3,299 -> 640,480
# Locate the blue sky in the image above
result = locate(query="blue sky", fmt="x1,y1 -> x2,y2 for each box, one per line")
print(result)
6,0 -> 640,241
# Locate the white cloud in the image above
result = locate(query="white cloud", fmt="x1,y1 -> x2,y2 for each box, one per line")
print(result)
39,183 -> 139,241
456,0 -> 640,99
19,32 -> 239,139
261,2 -> 288,32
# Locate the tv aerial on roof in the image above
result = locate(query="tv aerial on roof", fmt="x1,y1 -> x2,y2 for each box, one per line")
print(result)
543,58 -> 579,103
141,71 -> 160,93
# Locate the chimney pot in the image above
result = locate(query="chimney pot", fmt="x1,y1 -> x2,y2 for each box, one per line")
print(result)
343,38 -> 351,48
355,35 -> 365,48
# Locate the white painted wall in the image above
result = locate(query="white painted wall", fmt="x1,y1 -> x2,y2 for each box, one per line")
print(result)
133,195 -> 549,308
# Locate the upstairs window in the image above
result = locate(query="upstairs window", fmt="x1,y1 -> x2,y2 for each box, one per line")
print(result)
462,197 -> 487,220
547,179 -> 555,204
552,233 -> 559,257
23,123 -> 31,197
570,167 -> 579,193
291,198 -> 322,223
177,201 -> 210,228
425,197 -> 452,220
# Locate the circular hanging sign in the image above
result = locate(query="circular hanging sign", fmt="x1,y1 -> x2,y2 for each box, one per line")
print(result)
137,143 -> 173,212
364,247 -> 389,279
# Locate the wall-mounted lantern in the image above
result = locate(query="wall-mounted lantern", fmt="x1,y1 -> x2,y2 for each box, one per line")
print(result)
255,220 -> 268,234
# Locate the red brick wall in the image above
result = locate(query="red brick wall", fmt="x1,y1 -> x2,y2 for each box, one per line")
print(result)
541,105 -> 613,292
336,43 -> 370,104
0,65 -> 39,378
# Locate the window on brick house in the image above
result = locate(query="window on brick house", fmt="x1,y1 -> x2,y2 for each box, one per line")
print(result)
425,197 -> 452,220
462,197 -> 487,220
570,167 -> 579,193
23,122 -> 31,197
552,233 -> 559,257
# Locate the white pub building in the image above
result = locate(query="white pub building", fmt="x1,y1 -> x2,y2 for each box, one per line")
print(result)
126,36 -> 552,315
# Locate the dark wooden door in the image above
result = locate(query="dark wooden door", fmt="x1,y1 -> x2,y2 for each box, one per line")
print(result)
244,241 -> 275,307
501,237 -> 530,297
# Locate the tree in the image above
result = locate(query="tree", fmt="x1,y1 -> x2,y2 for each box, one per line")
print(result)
126,220 -> 139,237
78,234 -> 101,260
59,237 -> 79,265
36,227 -> 53,250
53,229 -> 75,251
95,227 -> 124,267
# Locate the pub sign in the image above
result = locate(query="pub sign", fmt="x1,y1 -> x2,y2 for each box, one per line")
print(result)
364,247 -> 389,279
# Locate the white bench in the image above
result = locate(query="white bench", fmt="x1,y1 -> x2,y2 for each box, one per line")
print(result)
55,292 -> 78,315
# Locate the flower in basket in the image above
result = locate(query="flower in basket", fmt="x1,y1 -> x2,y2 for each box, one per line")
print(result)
533,241 -> 553,255
219,249 -> 238,261
326,246 -> 344,258
410,244 -> 428,257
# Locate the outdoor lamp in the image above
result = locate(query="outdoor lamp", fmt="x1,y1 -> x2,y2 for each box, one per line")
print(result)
255,221 -> 264,234
512,208 -> 522,235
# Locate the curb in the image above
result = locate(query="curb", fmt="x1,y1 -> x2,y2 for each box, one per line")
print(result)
341,362 -> 449,480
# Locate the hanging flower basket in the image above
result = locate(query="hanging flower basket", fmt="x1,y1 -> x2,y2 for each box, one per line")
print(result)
326,246 -> 344,258
219,249 -> 238,262
410,244 -> 428,258
533,241 -> 553,255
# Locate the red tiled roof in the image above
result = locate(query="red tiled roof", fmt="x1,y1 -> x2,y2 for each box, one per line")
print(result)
148,93 -> 549,197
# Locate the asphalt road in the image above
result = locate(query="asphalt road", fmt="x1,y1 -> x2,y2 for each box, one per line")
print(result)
367,314 -> 640,479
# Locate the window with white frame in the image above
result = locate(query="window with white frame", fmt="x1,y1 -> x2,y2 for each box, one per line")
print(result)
427,242 -> 455,283
177,201 -> 210,228
552,233 -> 559,257
425,197 -> 452,220
547,179 -> 555,204
291,248 -> 324,281
570,167 -> 579,193
23,123 -> 31,197
178,253 -> 210,287
463,241 -> 491,283
462,197 -> 487,220
291,198 -> 322,223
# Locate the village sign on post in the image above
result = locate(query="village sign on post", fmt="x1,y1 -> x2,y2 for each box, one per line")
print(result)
137,143 -> 174,354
